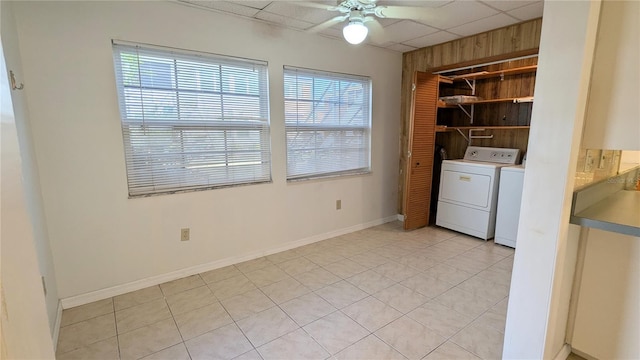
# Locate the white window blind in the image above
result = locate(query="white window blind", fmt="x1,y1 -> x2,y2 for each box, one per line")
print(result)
112,42 -> 271,196
284,66 -> 371,180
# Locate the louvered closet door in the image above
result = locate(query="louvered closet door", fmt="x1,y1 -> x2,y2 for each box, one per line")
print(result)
403,72 -> 438,230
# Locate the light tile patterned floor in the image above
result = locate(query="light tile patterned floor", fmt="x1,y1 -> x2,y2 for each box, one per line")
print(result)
56,222 -> 515,360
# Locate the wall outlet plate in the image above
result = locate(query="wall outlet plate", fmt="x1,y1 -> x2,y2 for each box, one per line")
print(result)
336,200 -> 341,210
181,228 -> 190,241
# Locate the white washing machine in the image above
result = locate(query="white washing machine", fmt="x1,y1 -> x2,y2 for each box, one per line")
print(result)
436,146 -> 520,240
495,165 -> 526,248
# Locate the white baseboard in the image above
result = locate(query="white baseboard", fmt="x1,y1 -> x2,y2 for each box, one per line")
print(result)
61,215 -> 398,309
397,214 -> 405,222
52,300 -> 62,351
552,344 -> 572,360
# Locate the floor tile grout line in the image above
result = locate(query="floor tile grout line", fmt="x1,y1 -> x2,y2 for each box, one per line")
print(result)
60,223 -> 513,360
233,303 -> 296,352
113,299 -> 174,337
118,296 -> 184,359
299,308 -> 371,358
55,299 -> 118,357
425,293 -> 510,358
112,286 -> 165,313
338,294 -> 404,334
111,299 -> 123,360
369,332 -> 410,360
56,309 -> 116,330
218,293 -> 261,358
57,299 -> 116,329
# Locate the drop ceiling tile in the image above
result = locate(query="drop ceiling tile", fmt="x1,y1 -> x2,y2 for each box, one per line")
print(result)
263,2 -> 336,23
382,20 -> 439,43
403,30 -> 460,48
377,0 -> 453,7
423,0 -> 500,29
480,0 -> 537,12
255,11 -> 315,30
319,27 -> 343,39
237,1 -> 273,10
184,1 -> 261,17
448,13 -> 518,36
507,1 -> 544,20
376,18 -> 402,27
385,43 -> 419,53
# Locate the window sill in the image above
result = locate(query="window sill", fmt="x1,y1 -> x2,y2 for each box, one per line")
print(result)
287,170 -> 372,183
128,179 -> 273,198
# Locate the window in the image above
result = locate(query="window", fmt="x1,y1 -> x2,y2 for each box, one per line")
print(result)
112,42 -> 271,196
284,66 -> 371,180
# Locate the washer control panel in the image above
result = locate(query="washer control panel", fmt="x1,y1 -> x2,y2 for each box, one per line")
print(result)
463,146 -> 520,164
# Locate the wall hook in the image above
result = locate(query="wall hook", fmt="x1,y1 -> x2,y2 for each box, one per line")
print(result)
9,70 -> 24,90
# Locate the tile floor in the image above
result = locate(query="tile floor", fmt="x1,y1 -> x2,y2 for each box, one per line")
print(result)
56,222 -> 515,360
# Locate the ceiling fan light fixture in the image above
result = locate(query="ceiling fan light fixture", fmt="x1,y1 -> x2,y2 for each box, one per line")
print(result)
343,19 -> 368,45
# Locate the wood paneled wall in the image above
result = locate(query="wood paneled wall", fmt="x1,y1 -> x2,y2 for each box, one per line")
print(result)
398,18 -> 543,214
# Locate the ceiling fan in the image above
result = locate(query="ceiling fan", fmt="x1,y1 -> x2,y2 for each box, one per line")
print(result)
290,0 -> 435,45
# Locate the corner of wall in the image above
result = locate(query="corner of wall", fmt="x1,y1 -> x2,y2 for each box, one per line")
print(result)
1,0 -> 60,339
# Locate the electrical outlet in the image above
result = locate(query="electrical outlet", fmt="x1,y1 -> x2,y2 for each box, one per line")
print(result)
336,200 -> 341,210
181,228 -> 190,241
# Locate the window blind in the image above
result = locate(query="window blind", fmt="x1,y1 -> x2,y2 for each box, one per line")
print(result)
284,66 -> 371,180
112,42 -> 271,196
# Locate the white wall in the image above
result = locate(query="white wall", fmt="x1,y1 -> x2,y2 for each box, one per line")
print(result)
0,28 -> 56,360
503,1 -> 601,358
620,150 -> 640,173
544,224 -> 581,358
571,229 -> 640,359
11,1 -> 401,300
1,0 -> 60,336
582,0 -> 639,151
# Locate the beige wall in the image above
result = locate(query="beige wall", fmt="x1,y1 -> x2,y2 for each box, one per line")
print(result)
582,0 -> 640,150
1,11 -> 56,360
620,150 -> 640,172
11,1 -> 402,300
571,229 -> 640,359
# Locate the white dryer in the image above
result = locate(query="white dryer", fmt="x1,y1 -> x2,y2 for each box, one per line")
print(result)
436,146 -> 520,240
495,165 -> 526,248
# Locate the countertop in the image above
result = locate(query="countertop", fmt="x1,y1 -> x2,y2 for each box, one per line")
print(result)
571,166 -> 639,236
571,190 -> 640,237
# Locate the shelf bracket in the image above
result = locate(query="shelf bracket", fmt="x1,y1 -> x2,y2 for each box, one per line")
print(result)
456,128 -> 470,143
463,78 -> 475,92
457,104 -> 472,118
456,103 -> 475,124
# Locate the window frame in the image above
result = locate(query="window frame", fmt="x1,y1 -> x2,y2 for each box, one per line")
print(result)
283,66 -> 372,181
112,41 -> 272,197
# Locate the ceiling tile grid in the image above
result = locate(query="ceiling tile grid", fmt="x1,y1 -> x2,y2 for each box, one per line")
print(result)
448,13 -> 519,37
176,0 -> 543,52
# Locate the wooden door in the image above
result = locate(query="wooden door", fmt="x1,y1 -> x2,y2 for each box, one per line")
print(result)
403,72 -> 439,230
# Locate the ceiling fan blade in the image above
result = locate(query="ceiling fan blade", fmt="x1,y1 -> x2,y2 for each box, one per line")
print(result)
307,14 -> 349,33
285,1 -> 342,12
374,6 -> 434,23
365,19 -> 388,45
